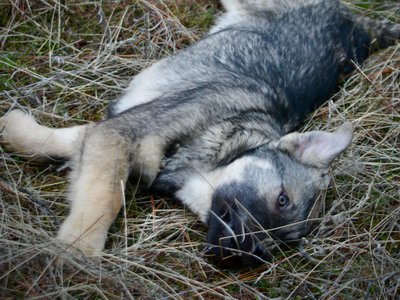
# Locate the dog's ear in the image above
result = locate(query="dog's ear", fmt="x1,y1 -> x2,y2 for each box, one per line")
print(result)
274,123 -> 354,168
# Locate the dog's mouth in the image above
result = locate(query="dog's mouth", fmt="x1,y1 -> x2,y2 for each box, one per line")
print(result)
203,233 -> 276,269
203,205 -> 315,268
203,226 -> 313,268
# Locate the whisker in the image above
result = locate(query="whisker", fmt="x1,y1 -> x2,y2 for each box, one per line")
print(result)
209,210 -> 240,250
240,220 -> 246,244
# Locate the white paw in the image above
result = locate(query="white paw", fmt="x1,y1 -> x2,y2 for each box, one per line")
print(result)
0,110 -> 40,153
56,216 -> 108,256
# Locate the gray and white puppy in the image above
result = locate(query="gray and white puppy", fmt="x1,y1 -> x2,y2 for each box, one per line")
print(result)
1,0 -> 399,266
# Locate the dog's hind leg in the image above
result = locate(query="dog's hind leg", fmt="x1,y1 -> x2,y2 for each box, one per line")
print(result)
0,110 -> 89,161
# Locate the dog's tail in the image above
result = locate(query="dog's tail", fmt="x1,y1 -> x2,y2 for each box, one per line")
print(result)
342,7 -> 400,51
0,110 -> 89,161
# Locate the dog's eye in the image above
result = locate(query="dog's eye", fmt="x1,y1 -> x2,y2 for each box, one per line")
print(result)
278,193 -> 289,207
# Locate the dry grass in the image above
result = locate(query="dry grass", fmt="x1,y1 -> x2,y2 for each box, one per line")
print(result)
0,0 -> 399,299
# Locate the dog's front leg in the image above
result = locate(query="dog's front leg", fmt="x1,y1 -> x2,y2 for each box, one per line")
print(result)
57,123 -> 133,255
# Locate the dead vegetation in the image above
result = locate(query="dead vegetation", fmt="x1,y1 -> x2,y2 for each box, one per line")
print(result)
0,0 -> 399,299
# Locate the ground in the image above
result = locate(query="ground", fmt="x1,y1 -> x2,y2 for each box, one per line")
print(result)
0,1 -> 399,299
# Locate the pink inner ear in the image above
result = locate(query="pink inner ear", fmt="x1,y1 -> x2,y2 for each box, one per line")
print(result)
299,125 -> 353,167
295,141 -> 306,156
302,137 -> 332,161
277,123 -> 353,167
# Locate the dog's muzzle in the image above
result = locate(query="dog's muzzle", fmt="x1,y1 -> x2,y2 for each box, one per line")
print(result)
204,200 -> 275,268
203,195 -> 316,268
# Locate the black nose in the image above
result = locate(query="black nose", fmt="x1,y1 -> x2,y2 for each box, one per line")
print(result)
204,204 -> 273,268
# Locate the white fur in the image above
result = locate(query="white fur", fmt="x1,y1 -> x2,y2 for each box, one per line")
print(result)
209,11 -> 248,34
212,0 -> 325,34
137,135 -> 164,182
177,156 -> 274,222
113,58 -> 184,114
220,0 -> 323,13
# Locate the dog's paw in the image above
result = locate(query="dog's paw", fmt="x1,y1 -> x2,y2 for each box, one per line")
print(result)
56,233 -> 103,256
0,109 -> 40,154
56,217 -> 107,256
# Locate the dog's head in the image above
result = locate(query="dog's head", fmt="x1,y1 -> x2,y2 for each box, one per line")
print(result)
204,123 -> 353,267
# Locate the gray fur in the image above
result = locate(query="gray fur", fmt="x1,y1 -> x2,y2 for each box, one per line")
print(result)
0,0 -> 398,266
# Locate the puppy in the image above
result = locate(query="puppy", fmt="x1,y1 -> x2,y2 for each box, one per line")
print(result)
1,0 -> 399,266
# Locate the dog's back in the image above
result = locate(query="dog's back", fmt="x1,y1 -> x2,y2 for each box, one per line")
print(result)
112,0 -> 398,132
154,0 -> 399,185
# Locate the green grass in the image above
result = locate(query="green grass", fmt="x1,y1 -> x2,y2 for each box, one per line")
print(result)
1,1 -> 399,299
